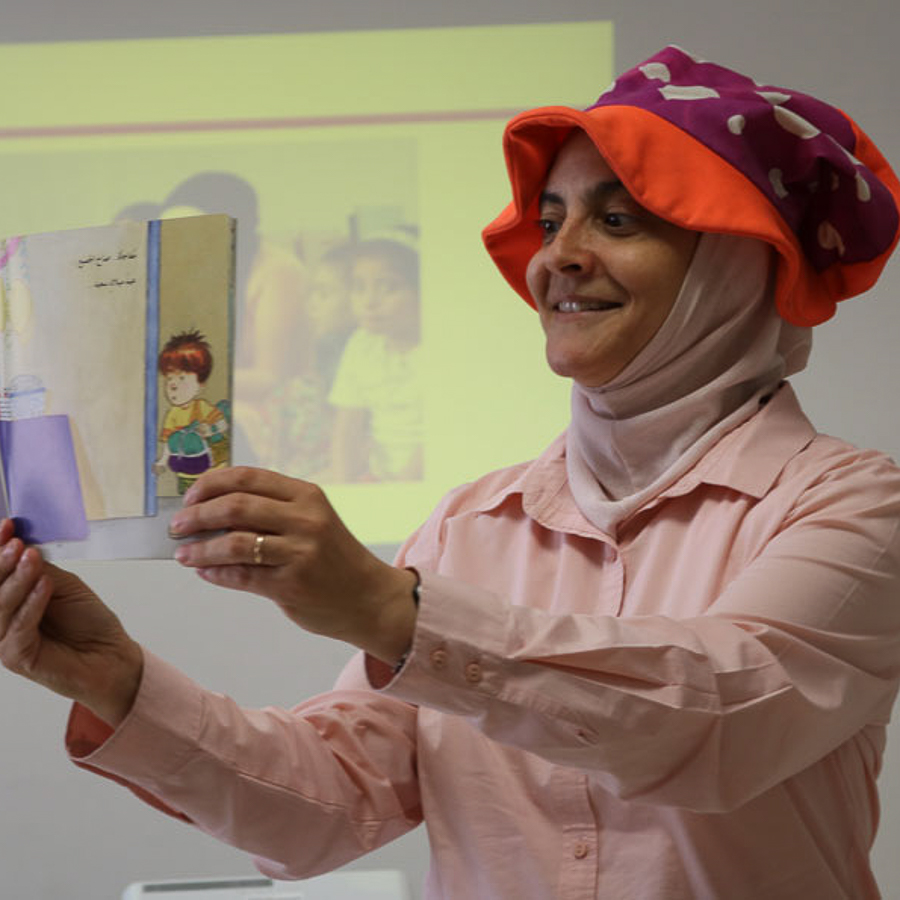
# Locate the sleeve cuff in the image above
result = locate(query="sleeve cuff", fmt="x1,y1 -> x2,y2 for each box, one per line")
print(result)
366,569 -> 510,716
66,649 -> 204,783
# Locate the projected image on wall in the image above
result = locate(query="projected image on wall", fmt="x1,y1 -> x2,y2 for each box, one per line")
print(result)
0,21 -> 611,545
2,134 -> 420,487
106,139 -> 423,487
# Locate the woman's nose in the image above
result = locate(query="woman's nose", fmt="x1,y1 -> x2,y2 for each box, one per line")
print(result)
546,220 -> 596,274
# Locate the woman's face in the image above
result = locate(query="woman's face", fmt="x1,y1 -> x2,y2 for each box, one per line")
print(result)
525,130 -> 699,387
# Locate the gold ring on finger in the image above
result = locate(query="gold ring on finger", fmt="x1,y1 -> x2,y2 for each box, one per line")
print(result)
253,533 -> 265,566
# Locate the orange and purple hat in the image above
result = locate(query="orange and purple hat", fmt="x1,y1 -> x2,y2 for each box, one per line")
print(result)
482,46 -> 900,326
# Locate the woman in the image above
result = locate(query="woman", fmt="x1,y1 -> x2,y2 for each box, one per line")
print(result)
2,47 -> 900,899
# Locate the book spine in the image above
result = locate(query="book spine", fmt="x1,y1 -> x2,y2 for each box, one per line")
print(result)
144,221 -> 161,517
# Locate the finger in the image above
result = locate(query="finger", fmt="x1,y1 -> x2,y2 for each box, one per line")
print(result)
176,530 -> 282,569
0,574 -> 52,677
0,539 -> 25,636
4,573 -> 52,647
173,474 -> 333,539
0,518 -> 16,545
183,466 -> 301,506
0,547 -> 42,638
170,490 -> 286,539
195,563 -> 259,593
0,535 -> 24,578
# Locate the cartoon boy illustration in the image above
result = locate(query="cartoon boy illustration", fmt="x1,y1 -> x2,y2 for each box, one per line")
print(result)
154,329 -> 230,494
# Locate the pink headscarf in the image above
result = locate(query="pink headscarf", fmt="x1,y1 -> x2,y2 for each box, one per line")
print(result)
566,232 -> 811,533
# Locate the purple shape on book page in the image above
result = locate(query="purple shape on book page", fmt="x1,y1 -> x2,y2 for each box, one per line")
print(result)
0,416 -> 89,543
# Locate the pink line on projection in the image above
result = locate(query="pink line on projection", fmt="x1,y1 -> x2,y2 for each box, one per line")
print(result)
0,108 -> 525,140
0,236 -> 21,268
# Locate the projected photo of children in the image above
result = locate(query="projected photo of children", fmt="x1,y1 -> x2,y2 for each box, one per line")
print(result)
108,135 -> 420,484
327,228 -> 422,483
254,225 -> 422,484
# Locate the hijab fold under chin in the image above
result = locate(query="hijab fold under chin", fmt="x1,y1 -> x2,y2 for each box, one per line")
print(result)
565,232 -> 813,535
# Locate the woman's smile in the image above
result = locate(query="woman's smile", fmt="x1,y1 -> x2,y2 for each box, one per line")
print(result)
552,295 -> 624,314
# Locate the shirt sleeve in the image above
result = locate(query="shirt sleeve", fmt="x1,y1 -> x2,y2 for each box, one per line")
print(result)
66,650 -> 422,879
379,447 -> 900,813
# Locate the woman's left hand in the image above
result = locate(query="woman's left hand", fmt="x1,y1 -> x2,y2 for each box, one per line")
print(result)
169,467 -> 417,666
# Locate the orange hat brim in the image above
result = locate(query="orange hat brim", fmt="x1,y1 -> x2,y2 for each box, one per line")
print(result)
482,105 -> 900,326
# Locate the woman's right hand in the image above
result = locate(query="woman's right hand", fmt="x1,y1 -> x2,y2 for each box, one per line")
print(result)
0,519 -> 143,727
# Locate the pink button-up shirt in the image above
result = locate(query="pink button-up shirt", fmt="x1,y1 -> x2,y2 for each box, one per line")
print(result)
68,385 -> 900,898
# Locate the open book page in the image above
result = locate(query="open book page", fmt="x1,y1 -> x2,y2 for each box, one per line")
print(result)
154,215 -> 234,500
0,214 -> 234,559
0,222 -> 148,528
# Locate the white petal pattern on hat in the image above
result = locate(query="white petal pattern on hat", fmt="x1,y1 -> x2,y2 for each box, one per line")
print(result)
758,90 -> 792,105
727,114 -> 746,135
659,85 -> 720,100
640,62 -> 671,82
856,172 -> 872,202
773,106 -> 820,139
769,168 -> 789,199
835,140 -> 863,167
818,220 -> 846,256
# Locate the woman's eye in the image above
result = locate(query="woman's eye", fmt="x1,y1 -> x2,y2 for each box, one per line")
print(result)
600,210 -> 642,235
603,212 -> 630,229
537,218 -> 560,240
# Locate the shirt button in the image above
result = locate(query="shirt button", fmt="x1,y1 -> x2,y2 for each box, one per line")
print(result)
573,842 -> 589,860
464,662 -> 482,683
430,649 -> 448,670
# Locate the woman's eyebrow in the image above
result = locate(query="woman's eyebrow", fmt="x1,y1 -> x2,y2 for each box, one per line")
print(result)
538,189 -> 565,209
587,179 -> 627,205
538,179 -> 627,210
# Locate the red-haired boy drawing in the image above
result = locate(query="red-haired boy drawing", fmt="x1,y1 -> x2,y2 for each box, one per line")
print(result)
154,330 -> 229,494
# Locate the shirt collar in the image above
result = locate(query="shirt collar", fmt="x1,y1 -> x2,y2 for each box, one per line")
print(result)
467,383 -> 817,538
666,382 -> 816,498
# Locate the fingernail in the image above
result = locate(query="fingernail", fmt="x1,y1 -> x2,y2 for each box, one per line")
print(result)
169,515 -> 185,536
174,545 -> 189,563
182,486 -> 198,505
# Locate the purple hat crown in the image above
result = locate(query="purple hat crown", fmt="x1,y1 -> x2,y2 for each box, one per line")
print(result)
588,46 -> 898,271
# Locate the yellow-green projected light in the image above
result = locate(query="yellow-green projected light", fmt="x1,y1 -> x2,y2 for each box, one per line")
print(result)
0,21 -> 613,546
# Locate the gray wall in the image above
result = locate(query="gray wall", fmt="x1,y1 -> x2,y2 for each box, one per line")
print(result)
0,1 -> 898,898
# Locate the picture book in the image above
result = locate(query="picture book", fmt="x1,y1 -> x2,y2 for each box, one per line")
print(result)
0,214 -> 235,558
